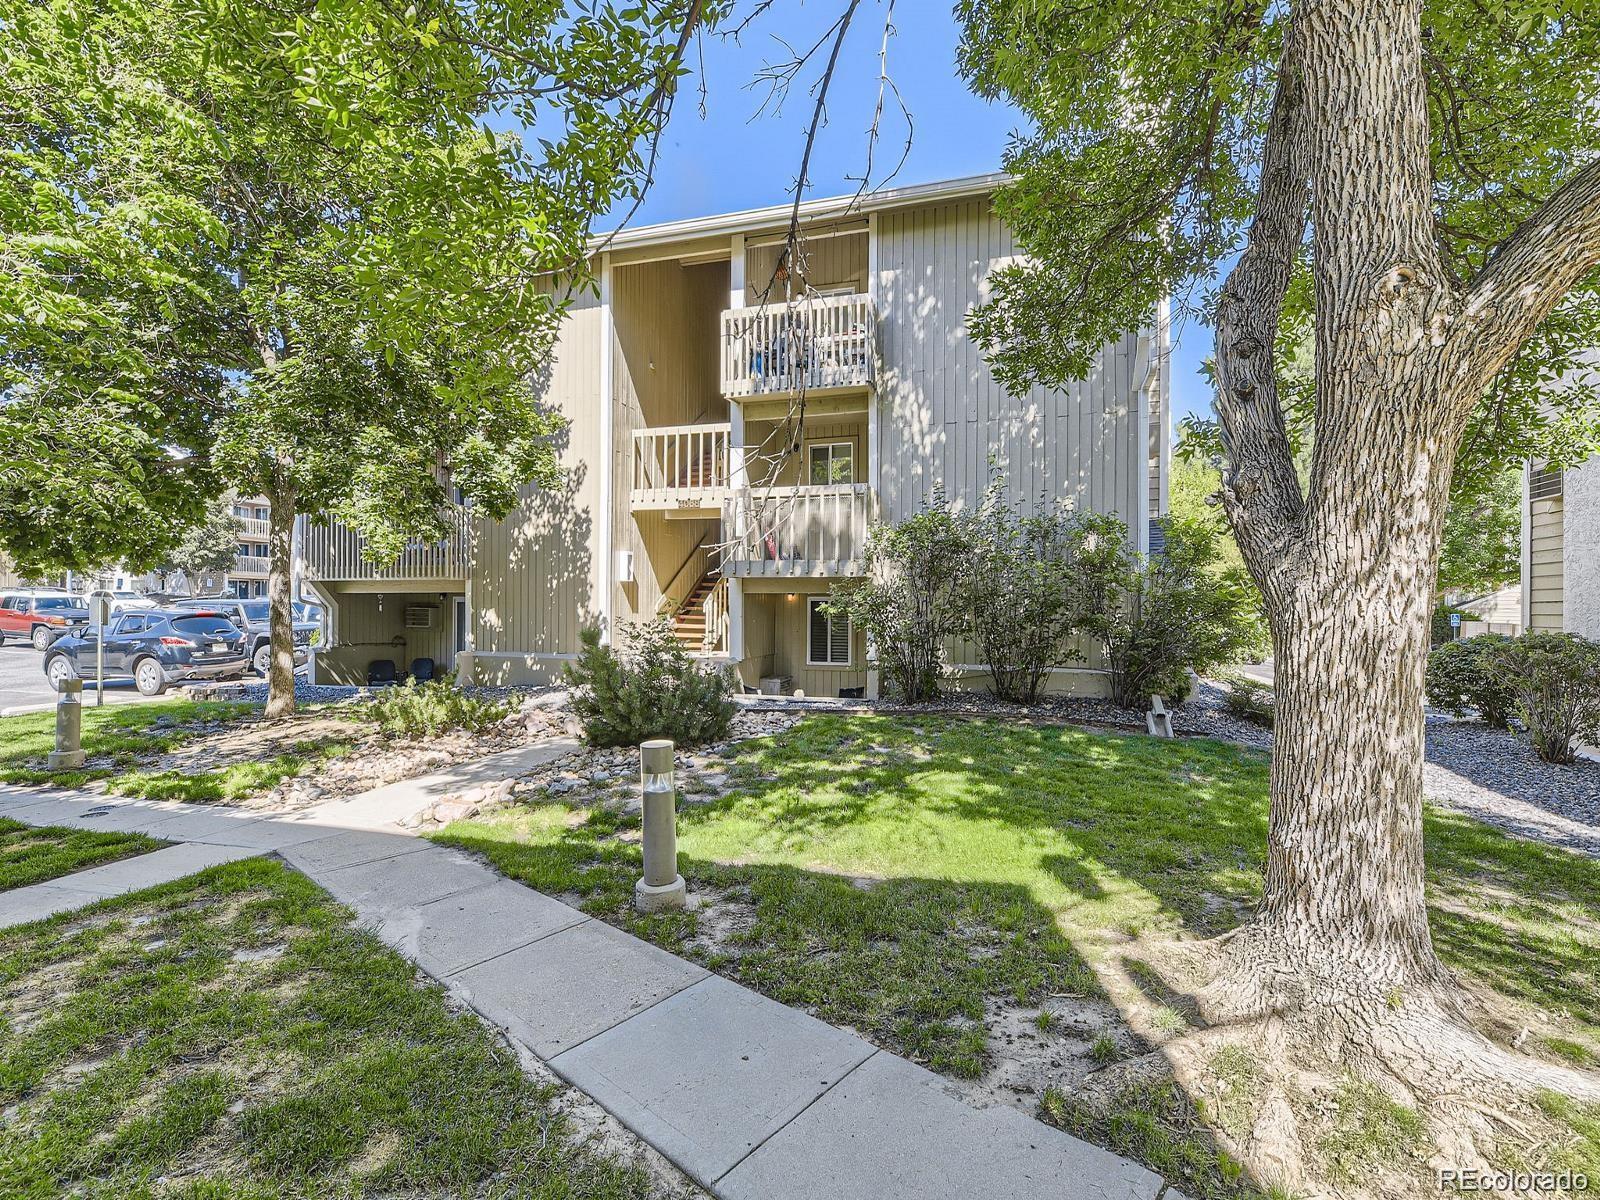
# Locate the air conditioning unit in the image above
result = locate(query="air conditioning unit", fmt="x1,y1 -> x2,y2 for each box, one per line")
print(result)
403,604 -> 436,629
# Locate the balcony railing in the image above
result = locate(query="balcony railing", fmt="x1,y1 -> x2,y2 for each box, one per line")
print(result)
722,484 -> 877,577
631,423 -> 730,510
232,555 -> 269,576
301,507 -> 471,582
721,293 -> 876,398
238,517 -> 270,538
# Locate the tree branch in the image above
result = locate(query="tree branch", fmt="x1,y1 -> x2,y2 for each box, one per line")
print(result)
1211,40 -> 1309,603
1451,157 -> 1600,400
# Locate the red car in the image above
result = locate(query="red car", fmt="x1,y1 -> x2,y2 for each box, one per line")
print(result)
0,590 -> 90,650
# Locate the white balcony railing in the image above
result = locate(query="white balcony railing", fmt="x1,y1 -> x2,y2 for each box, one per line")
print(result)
301,507 -> 471,582
232,555 -> 269,576
721,293 -> 876,398
631,423 -> 730,510
238,517 -> 270,538
723,484 -> 877,577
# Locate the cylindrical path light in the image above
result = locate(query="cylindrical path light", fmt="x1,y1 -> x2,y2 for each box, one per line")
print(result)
49,678 -> 87,770
635,738 -> 687,912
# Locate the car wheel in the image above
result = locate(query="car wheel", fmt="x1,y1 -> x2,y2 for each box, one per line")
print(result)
252,643 -> 271,677
45,655 -> 78,691
30,625 -> 53,651
133,657 -> 167,696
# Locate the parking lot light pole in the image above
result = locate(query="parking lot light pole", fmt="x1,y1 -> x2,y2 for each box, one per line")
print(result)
48,678 -> 86,770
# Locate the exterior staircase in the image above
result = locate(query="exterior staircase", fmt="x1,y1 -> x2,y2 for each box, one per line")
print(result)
670,571 -> 721,651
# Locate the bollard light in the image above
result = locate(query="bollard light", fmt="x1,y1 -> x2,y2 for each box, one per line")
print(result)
48,678 -> 87,771
634,738 -> 687,912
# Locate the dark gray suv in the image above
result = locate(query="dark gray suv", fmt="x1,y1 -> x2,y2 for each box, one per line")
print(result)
171,598 -> 319,677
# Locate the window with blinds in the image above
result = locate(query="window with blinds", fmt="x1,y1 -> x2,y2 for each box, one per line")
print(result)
1530,467 -> 1563,502
807,598 -> 851,666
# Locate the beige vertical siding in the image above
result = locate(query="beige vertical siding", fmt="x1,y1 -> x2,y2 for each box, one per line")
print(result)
743,230 -> 868,301
1529,498 -> 1564,631
610,260 -> 729,626
472,288 -> 605,659
875,199 -> 1144,527
314,587 -> 462,684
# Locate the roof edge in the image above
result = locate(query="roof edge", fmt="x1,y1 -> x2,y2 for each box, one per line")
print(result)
594,171 -> 1009,253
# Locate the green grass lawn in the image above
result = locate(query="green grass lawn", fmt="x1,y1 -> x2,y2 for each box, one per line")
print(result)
0,856 -> 675,1200
436,713 -> 1600,1198
0,818 -> 162,892
0,700 -> 258,788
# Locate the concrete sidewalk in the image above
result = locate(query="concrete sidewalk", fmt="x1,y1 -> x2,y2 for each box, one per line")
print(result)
0,770 -> 1164,1200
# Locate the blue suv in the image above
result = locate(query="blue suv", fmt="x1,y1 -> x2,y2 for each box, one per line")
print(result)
42,609 -> 250,696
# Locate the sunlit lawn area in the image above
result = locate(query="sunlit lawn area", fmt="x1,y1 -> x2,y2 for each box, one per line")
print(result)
437,714 -> 1600,1197
0,700 -> 258,788
0,699 -> 357,803
0,857 -> 671,1200
0,818 -> 162,892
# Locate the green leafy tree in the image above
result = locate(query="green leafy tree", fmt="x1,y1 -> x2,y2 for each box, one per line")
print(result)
1438,468 -> 1522,599
154,496 -> 245,593
957,0 -> 1600,1163
0,0 -> 711,715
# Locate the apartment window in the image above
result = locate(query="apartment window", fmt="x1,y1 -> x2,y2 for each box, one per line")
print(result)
1530,467 -> 1563,502
806,598 -> 851,666
807,441 -> 855,485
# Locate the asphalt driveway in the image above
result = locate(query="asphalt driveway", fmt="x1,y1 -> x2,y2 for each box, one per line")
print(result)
0,642 -> 157,715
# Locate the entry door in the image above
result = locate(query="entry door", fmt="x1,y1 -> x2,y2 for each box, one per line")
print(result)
453,597 -> 467,663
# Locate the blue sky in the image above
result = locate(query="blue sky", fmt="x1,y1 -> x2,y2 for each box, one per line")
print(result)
613,3 -> 1217,432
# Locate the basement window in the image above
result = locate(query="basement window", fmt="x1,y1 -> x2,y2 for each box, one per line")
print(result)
807,598 -> 852,667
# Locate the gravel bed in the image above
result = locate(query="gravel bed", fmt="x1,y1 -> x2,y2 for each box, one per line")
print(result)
231,679 -> 369,706
1422,720 -> 1600,857
880,679 -> 1274,749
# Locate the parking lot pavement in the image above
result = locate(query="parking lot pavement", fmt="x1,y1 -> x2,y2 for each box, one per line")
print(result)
0,643 -> 159,716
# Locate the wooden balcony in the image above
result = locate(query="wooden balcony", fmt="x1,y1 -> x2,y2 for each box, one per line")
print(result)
300,508 -> 470,583
722,484 -> 877,577
232,555 -> 269,577
721,293 -> 876,399
237,517 -> 270,538
631,423 -> 730,515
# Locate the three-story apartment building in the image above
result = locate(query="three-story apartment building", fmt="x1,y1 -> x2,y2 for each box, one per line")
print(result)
298,174 -> 1170,698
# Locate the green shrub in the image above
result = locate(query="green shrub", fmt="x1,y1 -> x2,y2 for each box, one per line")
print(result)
564,621 -> 734,748
371,679 -> 512,738
1100,519 -> 1259,709
1425,634 -> 1514,727
1220,674 -> 1274,727
824,490 -> 972,703
1489,632 -> 1600,764
960,496 -> 1129,704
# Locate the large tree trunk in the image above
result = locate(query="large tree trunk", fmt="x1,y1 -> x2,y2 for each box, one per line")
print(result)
264,478 -> 297,720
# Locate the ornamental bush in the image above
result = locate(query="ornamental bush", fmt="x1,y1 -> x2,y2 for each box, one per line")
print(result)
960,498 -> 1129,704
824,490 -> 972,703
1489,632 -> 1600,764
371,679 -> 511,738
1220,673 -> 1275,727
1425,634 -> 1514,727
565,621 -> 734,748
1099,519 -> 1259,709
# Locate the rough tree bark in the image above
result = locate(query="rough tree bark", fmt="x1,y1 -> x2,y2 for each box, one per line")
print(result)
264,474 -> 297,720
1203,0 -> 1600,1077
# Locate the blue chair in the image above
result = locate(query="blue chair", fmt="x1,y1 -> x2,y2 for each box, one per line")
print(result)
410,657 -> 435,683
366,659 -> 397,686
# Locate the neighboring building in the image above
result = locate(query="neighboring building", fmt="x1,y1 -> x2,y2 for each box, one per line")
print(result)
227,496 -> 272,598
298,174 -> 1171,697
1522,459 -> 1600,638
1457,584 -> 1521,638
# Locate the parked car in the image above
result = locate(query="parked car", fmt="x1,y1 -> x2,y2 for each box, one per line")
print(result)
42,609 -> 249,695
0,591 -> 91,650
170,597 -> 317,677
85,588 -> 158,616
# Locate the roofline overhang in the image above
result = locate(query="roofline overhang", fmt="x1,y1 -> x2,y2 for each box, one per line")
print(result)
591,171 -> 1010,255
